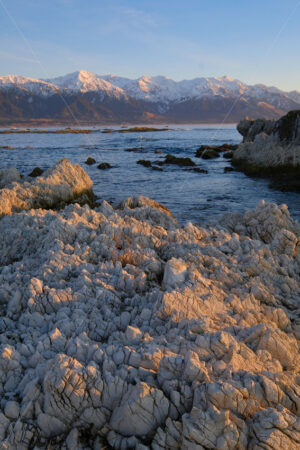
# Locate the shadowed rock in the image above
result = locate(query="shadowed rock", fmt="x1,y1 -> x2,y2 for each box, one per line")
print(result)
97,162 -> 112,170
85,157 -> 96,165
29,167 -> 44,177
164,154 -> 196,166
137,160 -> 152,168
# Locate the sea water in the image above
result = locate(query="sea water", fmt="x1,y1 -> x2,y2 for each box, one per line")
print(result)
1,124 -> 300,224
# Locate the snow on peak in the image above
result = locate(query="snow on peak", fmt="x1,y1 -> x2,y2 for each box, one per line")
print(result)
0,75 -> 57,95
0,71 -> 299,106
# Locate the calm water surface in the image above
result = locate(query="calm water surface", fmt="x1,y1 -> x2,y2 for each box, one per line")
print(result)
1,125 -> 300,224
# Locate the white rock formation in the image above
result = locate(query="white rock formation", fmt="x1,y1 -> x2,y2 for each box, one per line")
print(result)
0,158 -> 93,217
234,111 -> 300,170
0,168 -> 21,189
0,162 -> 299,448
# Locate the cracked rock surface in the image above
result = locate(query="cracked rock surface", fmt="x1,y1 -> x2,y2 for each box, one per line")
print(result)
0,162 -> 299,448
0,158 -> 93,216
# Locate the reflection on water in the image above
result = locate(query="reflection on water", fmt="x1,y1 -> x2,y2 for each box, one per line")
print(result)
1,124 -> 300,224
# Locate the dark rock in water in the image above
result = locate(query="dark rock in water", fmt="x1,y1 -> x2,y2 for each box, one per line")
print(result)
0,145 -> 15,150
97,162 -> 112,170
195,144 -> 238,157
164,154 -> 196,166
155,149 -> 162,154
201,149 -> 220,159
125,147 -> 144,152
29,167 -> 44,177
224,166 -> 234,173
185,167 -> 208,174
220,143 -> 239,151
137,160 -> 152,168
85,157 -> 96,165
223,151 -> 233,159
153,160 -> 164,166
152,165 -> 163,171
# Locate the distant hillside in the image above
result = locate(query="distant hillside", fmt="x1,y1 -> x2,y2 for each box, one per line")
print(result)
0,71 -> 299,126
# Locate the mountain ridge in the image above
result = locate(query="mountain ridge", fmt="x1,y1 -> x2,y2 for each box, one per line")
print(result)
0,70 -> 299,126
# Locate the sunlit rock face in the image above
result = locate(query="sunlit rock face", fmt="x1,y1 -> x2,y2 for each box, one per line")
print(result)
0,162 -> 299,448
0,158 -> 93,216
234,110 -> 300,170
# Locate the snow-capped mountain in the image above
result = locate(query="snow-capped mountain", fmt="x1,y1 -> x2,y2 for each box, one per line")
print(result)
0,70 -> 299,125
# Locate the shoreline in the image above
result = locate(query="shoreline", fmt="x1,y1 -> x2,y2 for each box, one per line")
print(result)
0,120 -> 238,129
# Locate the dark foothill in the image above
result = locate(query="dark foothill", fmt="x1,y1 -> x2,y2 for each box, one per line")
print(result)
29,167 -> 44,177
97,162 -> 112,170
137,160 -> 152,168
85,157 -> 96,165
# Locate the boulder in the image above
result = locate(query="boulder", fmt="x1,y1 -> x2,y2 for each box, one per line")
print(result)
97,162 -> 112,170
29,167 -> 44,177
85,157 -> 96,165
201,149 -> 220,159
137,160 -> 152,168
0,168 -> 21,188
0,158 -> 93,217
233,111 -> 300,189
164,154 -> 196,166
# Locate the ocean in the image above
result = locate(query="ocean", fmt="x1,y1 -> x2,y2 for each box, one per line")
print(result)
1,124 -> 300,224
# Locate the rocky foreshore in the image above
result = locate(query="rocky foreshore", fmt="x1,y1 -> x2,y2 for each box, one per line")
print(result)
0,160 -> 300,449
233,110 -> 300,190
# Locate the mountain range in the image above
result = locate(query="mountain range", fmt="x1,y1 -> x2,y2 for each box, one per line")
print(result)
0,70 -> 299,126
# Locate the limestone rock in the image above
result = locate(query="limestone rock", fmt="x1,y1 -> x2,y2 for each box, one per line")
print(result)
0,158 -> 93,216
0,176 -> 298,448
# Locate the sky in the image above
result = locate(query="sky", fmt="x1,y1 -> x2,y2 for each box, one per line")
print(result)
0,0 -> 299,91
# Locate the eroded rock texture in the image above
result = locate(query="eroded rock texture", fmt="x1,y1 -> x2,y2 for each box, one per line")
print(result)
0,158 -> 93,217
234,110 -> 300,171
0,184 -> 299,448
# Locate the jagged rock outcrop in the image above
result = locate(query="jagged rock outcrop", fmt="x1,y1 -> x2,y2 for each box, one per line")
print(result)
0,158 -> 93,216
0,168 -> 21,188
0,159 -> 299,450
233,111 -> 300,175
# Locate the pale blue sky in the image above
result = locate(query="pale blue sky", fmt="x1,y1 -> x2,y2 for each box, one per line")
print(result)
0,0 -> 299,91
